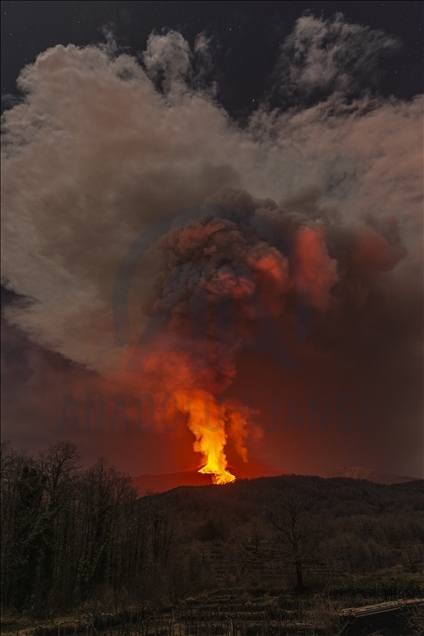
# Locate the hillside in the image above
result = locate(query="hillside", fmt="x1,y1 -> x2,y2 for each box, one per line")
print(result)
132,461 -> 282,494
132,464 -> 420,496
132,474 -> 424,604
2,441 -> 423,629
328,465 -> 418,485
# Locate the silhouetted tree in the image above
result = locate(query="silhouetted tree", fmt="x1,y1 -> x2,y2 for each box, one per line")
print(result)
1,442 -> 423,614
265,491 -> 316,594
11,465 -> 46,611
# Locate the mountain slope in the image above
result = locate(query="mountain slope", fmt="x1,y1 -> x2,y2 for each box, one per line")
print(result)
132,461 -> 282,495
328,465 -> 418,485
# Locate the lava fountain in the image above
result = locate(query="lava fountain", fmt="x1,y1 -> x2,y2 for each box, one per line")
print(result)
176,391 -> 236,484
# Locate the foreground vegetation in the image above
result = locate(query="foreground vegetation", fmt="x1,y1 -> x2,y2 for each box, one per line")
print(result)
1,442 -> 423,633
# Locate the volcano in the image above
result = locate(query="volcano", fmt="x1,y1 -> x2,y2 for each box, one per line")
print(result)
132,461 -> 282,495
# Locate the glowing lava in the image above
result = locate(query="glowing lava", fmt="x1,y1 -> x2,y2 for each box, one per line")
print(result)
176,391 -> 236,485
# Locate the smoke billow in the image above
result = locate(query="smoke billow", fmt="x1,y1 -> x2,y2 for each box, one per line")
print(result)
1,15 -> 422,476
273,13 -> 400,101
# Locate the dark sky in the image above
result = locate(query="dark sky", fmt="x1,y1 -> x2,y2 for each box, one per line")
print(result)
1,1 -> 423,479
2,1 -> 423,113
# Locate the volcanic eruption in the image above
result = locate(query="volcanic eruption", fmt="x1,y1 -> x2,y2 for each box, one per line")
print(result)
126,187 -> 409,485
1,25 -> 422,479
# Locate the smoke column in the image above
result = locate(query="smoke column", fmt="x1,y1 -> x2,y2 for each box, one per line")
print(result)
1,15 -> 422,477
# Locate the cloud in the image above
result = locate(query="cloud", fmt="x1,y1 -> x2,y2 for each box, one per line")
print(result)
142,29 -> 216,95
143,30 -> 191,85
274,13 -> 399,100
1,16 -> 422,475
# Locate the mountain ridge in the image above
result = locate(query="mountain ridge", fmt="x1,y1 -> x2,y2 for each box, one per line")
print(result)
327,465 -> 418,485
131,461 -> 282,495
131,463 -> 420,495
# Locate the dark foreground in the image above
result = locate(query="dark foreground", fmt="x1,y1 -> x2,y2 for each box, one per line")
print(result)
2,442 -> 424,635
2,596 -> 424,636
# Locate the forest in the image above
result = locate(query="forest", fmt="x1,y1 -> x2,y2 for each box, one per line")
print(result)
1,441 -> 423,634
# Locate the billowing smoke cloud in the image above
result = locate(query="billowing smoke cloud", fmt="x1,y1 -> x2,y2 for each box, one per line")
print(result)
1,15 -> 422,477
273,13 -> 399,101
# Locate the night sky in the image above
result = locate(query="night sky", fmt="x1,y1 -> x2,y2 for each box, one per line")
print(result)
1,1 -> 423,479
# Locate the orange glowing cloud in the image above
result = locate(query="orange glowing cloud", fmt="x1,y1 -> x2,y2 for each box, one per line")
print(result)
295,224 -> 339,311
352,227 -> 406,272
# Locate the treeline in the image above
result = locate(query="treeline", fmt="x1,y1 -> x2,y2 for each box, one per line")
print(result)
1,441 -> 424,618
1,442 -> 173,616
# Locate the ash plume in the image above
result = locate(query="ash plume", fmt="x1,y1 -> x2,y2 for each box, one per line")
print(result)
1,15 -> 422,477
